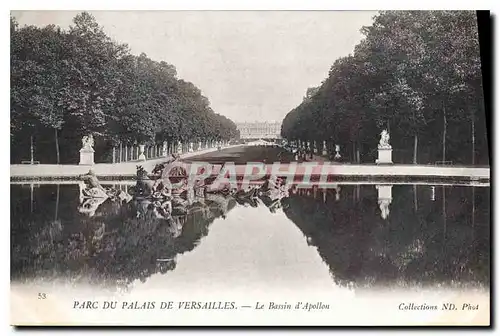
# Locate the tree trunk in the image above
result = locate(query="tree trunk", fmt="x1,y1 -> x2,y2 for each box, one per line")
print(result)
55,128 -> 60,164
413,134 -> 418,164
352,142 -> 355,163
30,135 -> 34,164
119,142 -> 123,163
442,106 -> 447,163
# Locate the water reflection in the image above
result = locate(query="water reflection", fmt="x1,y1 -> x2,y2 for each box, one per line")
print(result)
283,184 -> 490,289
11,177 -> 490,292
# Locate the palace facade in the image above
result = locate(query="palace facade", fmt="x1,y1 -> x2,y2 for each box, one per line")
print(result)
236,121 -> 282,139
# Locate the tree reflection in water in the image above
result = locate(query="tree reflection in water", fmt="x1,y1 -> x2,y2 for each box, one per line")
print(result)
282,185 -> 490,290
11,178 -> 489,292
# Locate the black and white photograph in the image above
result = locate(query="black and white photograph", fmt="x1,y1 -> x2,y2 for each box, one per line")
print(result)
9,9 -> 491,326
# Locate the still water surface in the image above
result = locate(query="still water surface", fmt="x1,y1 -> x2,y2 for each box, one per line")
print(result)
11,182 -> 490,293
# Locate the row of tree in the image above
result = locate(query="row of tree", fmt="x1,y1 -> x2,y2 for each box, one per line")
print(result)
11,12 -> 239,164
281,11 -> 489,165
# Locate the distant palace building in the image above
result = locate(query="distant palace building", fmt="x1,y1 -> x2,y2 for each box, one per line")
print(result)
236,121 -> 282,139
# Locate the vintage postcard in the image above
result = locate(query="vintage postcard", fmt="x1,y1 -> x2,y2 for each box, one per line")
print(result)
10,10 -> 490,326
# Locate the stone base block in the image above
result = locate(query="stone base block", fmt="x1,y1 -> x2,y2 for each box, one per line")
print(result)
376,148 -> 393,164
79,150 -> 94,165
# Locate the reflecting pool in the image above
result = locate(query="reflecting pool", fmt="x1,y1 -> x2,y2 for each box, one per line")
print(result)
11,182 -> 490,292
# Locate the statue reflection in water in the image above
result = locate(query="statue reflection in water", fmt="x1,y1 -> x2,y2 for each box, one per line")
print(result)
78,166 -> 393,222
78,170 -> 133,217
77,160 -> 294,225
376,184 -> 393,220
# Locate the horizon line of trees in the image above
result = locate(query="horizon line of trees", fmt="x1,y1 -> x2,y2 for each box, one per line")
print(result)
281,11 -> 489,166
11,12 -> 239,164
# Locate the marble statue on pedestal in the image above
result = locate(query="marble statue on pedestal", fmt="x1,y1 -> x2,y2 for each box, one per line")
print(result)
334,145 -> 341,160
378,129 -> 392,149
82,135 -> 94,150
177,141 -> 182,154
376,129 -> 393,164
79,134 -> 95,165
138,144 -> 146,161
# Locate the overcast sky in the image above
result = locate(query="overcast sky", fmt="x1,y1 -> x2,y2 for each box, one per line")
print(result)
12,10 -> 377,123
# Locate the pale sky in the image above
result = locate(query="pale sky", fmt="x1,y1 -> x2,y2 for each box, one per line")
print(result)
12,10 -> 377,123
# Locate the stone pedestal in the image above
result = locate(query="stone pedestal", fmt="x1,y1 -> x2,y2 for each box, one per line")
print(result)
376,147 -> 393,164
79,149 -> 94,165
138,144 -> 146,161
322,141 -> 327,156
189,142 -> 194,152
